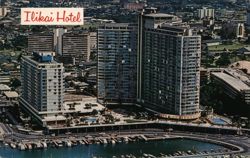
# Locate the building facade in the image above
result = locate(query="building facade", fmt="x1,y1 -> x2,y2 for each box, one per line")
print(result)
247,9 -> 250,26
20,52 -> 64,125
138,9 -> 201,119
62,32 -> 91,65
212,69 -> 250,104
97,23 -> 137,105
236,23 -> 245,38
28,33 -> 54,54
53,28 -> 67,56
198,7 -> 215,19
90,32 -> 97,53
0,7 -> 9,17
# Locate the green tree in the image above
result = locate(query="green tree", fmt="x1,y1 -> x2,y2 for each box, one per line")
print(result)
10,78 -> 21,88
215,54 -> 231,67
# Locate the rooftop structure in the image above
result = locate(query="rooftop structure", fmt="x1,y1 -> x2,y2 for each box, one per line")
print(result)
230,61 -> 250,74
0,84 -> 11,93
3,91 -> 19,99
63,98 -> 105,114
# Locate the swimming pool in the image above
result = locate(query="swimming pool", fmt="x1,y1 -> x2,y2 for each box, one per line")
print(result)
80,117 -> 97,123
210,117 -> 228,125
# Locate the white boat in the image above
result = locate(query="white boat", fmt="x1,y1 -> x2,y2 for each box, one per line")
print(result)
35,142 -> 42,149
66,140 -> 72,147
124,137 -> 129,142
103,139 -> 108,144
18,143 -> 25,151
10,143 -> 16,149
27,144 -> 32,150
57,140 -> 63,147
79,140 -> 84,145
41,142 -> 47,148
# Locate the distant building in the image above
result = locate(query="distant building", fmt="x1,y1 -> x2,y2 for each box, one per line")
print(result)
124,2 -> 145,10
89,32 -> 97,53
247,9 -> 250,26
222,0 -> 236,3
203,17 -> 214,27
212,69 -> 250,104
234,46 -> 250,55
3,91 -> 19,102
236,23 -> 245,38
28,33 -> 54,54
53,28 -> 67,56
97,23 -> 137,105
222,22 -> 246,39
0,73 -> 11,84
0,7 -> 9,17
20,52 -> 64,126
198,7 -> 215,19
0,84 -> 11,94
62,32 -> 91,65
138,8 -> 201,120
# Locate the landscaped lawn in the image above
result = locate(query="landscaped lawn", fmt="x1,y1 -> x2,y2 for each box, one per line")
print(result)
208,43 -> 247,51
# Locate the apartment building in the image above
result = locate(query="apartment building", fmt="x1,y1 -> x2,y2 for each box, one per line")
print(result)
137,8 -> 201,119
97,23 -> 137,105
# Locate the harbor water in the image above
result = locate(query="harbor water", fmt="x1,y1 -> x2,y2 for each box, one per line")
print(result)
0,138 -> 226,158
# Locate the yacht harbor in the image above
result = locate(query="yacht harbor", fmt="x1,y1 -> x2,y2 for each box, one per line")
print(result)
1,132 -> 243,158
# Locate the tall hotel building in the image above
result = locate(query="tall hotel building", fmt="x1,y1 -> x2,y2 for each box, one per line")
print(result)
28,33 -> 54,54
20,52 -> 64,126
97,23 -> 137,105
62,32 -> 91,65
137,9 -> 201,119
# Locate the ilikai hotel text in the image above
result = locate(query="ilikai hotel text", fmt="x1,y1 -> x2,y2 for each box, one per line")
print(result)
21,8 -> 84,25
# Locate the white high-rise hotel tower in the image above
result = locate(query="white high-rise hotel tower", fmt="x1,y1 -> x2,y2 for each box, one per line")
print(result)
20,52 -> 64,126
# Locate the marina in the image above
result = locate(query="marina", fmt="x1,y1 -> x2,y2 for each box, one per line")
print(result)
0,133 -> 242,158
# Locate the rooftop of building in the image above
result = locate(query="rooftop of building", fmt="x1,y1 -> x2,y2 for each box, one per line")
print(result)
212,72 -> 250,92
0,84 -> 11,91
3,91 -> 19,98
63,31 -> 89,36
62,98 -> 105,114
230,61 -> 250,74
43,115 -> 66,122
22,52 -> 62,65
28,32 -> 54,36
99,23 -> 137,30
144,13 -> 177,18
